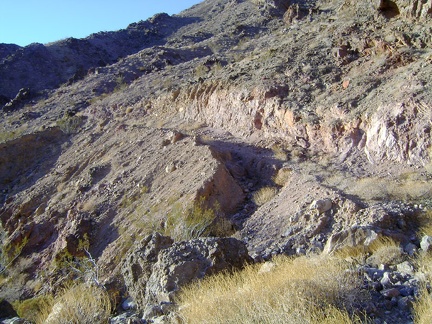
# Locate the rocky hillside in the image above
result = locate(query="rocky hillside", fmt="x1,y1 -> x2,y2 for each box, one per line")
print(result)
1,0 -> 432,322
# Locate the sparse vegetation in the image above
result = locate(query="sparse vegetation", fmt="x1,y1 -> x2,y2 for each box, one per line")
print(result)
1,236 -> 29,271
194,64 -> 209,78
271,144 -> 289,161
1,0 -> 432,322
333,236 -> 403,264
12,295 -> 53,323
177,254 -> 369,324
56,114 -> 85,134
414,253 -> 432,323
0,128 -> 26,143
119,195 -> 228,244
252,186 -> 278,206
165,199 -> 216,240
273,166 -> 292,186
38,283 -> 112,324
114,75 -> 128,92
413,286 -> 432,324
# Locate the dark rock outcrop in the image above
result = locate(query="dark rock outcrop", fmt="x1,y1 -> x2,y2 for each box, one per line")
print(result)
122,233 -> 252,318
2,88 -> 31,112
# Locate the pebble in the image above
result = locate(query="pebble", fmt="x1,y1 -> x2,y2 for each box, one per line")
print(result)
381,288 -> 400,298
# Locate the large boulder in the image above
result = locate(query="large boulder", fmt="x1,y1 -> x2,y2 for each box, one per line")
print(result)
121,233 -> 174,311
122,233 -> 252,318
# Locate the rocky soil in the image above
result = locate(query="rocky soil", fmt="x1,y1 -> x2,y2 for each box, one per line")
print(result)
1,0 -> 432,323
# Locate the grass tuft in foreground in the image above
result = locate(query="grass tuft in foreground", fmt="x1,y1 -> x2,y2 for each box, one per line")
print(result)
38,283 -> 111,324
176,254 -> 370,324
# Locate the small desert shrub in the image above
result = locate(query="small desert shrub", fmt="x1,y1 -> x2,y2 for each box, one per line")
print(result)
272,167 -> 292,186
57,115 -> 85,134
334,236 -> 402,264
414,210 -> 432,237
271,144 -> 289,161
121,196 -> 227,242
114,75 -> 127,92
413,253 -> 432,323
177,255 -> 369,324
119,187 -> 148,209
366,237 -> 404,266
12,295 -> 53,323
195,65 -> 209,78
0,128 -> 25,143
252,186 -> 278,206
1,236 -> 29,266
348,177 -> 390,201
40,283 -> 111,324
165,199 -> 220,241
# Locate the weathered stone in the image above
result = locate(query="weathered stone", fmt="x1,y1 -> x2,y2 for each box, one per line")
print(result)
109,312 -> 142,324
0,318 -> 29,324
0,299 -> 18,319
404,242 -> 417,256
309,198 -> 332,214
380,272 -> 396,288
420,235 -> 432,252
122,233 -> 174,310
396,261 -> 415,275
381,288 -> 400,299
121,297 -> 136,311
324,226 -> 379,254
122,234 -> 252,316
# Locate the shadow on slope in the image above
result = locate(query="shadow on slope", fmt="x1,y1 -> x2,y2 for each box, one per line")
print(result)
0,127 -> 68,205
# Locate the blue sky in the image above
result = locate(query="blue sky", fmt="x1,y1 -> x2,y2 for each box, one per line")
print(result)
0,0 -> 203,46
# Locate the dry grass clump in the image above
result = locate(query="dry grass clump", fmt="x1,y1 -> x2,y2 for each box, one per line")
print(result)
413,286 -> 432,324
347,177 -> 390,201
414,254 -> 432,324
252,186 -> 278,206
415,210 -> 432,237
12,295 -> 53,323
271,144 -> 289,161
346,174 -> 432,202
334,236 -> 403,265
272,166 -> 292,186
177,255 -> 369,324
366,237 -> 404,266
165,200 -> 217,241
40,283 -> 112,324
122,197 -> 228,242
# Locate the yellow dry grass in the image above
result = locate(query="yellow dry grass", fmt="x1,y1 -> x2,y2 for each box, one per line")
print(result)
38,283 -> 112,324
323,171 -> 432,203
413,253 -> 432,323
272,167 -> 292,186
252,186 -> 278,206
176,255 -> 369,324
416,210 -> 432,237
334,236 -> 402,262
413,286 -> 432,324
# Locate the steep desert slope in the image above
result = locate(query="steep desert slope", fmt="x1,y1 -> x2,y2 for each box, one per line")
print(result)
1,0 -> 432,322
